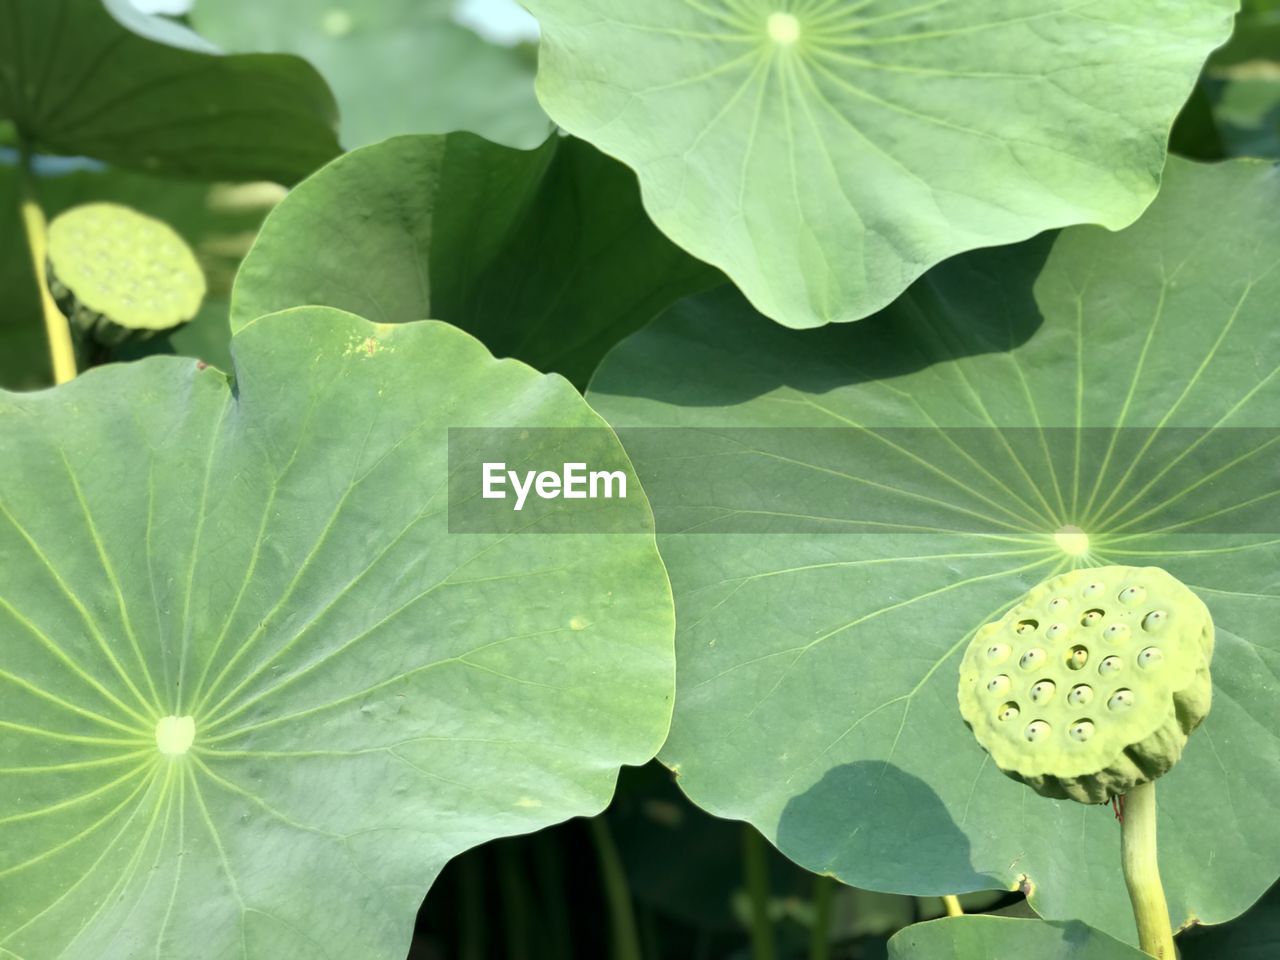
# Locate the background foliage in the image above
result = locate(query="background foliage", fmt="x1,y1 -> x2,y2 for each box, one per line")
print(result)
2,1 -> 1278,958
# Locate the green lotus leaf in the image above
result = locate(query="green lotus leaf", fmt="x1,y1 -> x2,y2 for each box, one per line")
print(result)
1182,884 -> 1280,959
47,202 -> 206,339
0,308 -> 673,958
585,157 -> 1280,942
888,916 -> 1149,960
959,565 -> 1214,803
524,0 -> 1237,328
0,0 -> 340,183
190,0 -> 551,150
230,132 -> 722,387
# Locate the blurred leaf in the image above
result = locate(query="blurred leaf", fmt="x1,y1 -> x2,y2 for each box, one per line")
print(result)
0,0 -> 340,182
230,132 -> 721,388
0,158 -> 278,389
190,0 -> 551,149
1180,0 -> 1280,159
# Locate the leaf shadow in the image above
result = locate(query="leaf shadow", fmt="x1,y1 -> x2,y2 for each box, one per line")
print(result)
775,760 -> 1000,895
591,233 -> 1056,408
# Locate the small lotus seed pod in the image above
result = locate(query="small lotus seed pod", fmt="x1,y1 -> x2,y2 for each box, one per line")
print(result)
46,202 -> 206,345
958,565 -> 1213,804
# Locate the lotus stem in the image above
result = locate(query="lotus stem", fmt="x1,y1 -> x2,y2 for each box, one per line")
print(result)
809,875 -> 835,960
16,140 -> 77,385
942,894 -> 964,917
743,826 -> 776,960
589,815 -> 642,960
1121,781 -> 1176,959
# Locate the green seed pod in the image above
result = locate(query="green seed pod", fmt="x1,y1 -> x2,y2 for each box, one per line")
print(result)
46,202 -> 206,345
958,565 -> 1213,804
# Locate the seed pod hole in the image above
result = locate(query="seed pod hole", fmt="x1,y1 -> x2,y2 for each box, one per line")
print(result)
987,674 -> 1011,695
1102,623 -> 1130,643
1099,655 -> 1123,676
1029,679 -> 1056,704
1015,619 -> 1039,636
1025,720 -> 1051,742
1019,648 -> 1046,670
1137,646 -> 1164,669
1066,645 -> 1089,670
1045,622 -> 1068,641
1141,610 -> 1168,632
985,642 -> 1011,664
998,702 -> 1020,722
1048,597 -> 1070,613
1107,689 -> 1135,711
1080,608 -> 1104,627
1082,581 -> 1106,598
1069,719 -> 1095,742
1067,683 -> 1093,706
1118,584 -> 1147,606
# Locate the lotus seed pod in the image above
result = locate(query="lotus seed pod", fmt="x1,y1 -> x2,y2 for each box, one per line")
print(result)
958,566 -> 1213,804
46,202 -> 206,344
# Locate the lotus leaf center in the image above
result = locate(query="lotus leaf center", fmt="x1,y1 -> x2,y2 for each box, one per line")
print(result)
1054,525 -> 1090,556
155,715 -> 196,755
767,12 -> 801,45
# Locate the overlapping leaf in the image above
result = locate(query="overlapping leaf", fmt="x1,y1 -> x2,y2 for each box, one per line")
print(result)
231,132 -> 722,387
526,0 -> 1237,328
586,158 -> 1280,941
0,309 -> 674,958
0,0 -> 339,182
190,0 -> 551,150
888,917 -> 1148,960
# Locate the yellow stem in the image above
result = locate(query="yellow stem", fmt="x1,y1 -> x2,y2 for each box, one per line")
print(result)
17,144 -> 77,384
941,895 -> 964,918
1121,781 -> 1177,959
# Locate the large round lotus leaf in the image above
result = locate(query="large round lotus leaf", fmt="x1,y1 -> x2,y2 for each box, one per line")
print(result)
959,565 -> 1214,803
230,132 -> 721,387
190,0 -> 551,150
585,158 -> 1280,942
48,202 -> 207,333
889,917 -> 1149,960
0,308 -> 673,959
0,0 -> 339,183
524,0 -> 1237,328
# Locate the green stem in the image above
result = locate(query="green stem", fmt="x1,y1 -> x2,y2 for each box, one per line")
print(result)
941,895 -> 964,918
16,139 -> 76,384
743,826 -> 776,960
809,875 -> 835,960
1121,781 -> 1176,959
588,816 -> 642,960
